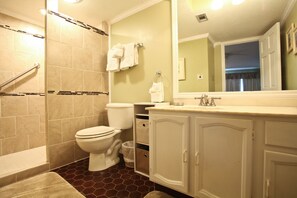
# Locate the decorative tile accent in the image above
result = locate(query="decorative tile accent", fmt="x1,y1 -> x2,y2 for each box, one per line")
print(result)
48,10 -> 108,36
47,90 -> 109,96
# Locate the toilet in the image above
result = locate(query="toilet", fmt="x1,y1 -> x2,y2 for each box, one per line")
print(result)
75,103 -> 133,171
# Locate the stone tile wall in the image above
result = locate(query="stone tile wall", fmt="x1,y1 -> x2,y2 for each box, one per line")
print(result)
46,14 -> 109,169
0,13 -> 45,156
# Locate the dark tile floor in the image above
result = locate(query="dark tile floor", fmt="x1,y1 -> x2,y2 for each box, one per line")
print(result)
53,158 -> 155,198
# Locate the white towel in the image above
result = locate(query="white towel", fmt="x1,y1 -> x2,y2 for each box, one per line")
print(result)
106,48 -> 120,72
112,44 -> 124,58
120,43 -> 139,70
106,44 -> 123,72
149,82 -> 164,102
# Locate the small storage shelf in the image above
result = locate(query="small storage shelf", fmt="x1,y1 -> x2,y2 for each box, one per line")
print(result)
135,118 -> 149,145
136,145 -> 149,175
133,102 -> 169,177
135,114 -> 149,118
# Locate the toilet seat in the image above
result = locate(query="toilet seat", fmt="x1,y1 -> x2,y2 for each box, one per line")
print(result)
75,126 -> 115,139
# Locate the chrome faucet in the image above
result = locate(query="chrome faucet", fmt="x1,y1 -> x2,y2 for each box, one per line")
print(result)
194,94 -> 221,106
194,94 -> 209,106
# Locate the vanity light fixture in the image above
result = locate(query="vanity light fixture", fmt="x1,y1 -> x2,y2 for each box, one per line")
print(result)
211,0 -> 224,10
64,0 -> 83,3
232,0 -> 245,5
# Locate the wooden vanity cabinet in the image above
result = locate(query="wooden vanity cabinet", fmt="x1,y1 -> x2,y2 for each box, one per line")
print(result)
149,111 -> 253,198
149,109 -> 297,198
149,114 -> 190,193
262,119 -> 297,198
194,117 -> 252,198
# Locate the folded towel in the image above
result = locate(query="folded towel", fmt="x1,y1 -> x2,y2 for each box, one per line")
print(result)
112,48 -> 124,58
106,44 -> 123,72
120,43 -> 139,70
149,82 -> 164,102
106,48 -> 120,72
112,44 -> 124,58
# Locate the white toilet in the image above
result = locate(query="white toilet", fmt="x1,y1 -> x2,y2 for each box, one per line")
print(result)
75,103 -> 133,171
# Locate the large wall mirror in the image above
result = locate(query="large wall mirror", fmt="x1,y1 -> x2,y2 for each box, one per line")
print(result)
173,0 -> 297,97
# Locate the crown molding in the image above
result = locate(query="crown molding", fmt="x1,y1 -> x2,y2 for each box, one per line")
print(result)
280,0 -> 297,26
108,0 -> 162,24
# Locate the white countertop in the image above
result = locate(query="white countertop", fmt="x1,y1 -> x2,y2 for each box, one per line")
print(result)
147,105 -> 297,117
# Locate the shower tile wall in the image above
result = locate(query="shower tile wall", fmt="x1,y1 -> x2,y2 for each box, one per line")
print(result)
0,13 -> 45,156
46,14 -> 109,170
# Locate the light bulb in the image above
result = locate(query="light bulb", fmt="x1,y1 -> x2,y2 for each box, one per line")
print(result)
40,9 -> 46,16
211,0 -> 224,10
232,0 -> 245,5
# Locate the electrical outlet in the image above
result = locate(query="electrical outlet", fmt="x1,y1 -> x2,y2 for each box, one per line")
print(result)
197,74 -> 203,80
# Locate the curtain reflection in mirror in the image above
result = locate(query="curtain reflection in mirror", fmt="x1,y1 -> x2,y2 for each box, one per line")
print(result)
226,72 -> 260,92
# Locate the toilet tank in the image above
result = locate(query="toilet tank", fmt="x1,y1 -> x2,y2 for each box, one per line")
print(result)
106,103 -> 133,129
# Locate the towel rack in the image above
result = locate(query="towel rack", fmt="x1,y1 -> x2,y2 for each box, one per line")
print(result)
154,71 -> 163,83
135,43 -> 144,48
0,63 -> 40,90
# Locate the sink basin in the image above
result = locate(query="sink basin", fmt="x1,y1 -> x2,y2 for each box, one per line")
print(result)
170,105 -> 222,110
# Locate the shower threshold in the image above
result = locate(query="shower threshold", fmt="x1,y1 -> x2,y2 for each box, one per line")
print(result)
0,146 -> 47,178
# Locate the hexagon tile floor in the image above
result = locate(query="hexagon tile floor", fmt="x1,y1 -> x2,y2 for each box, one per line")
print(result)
52,158 -> 155,198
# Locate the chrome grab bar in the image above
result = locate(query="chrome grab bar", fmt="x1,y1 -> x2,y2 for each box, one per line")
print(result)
0,63 -> 40,90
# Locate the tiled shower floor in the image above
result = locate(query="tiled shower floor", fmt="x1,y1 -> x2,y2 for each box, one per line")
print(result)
53,158 -> 155,198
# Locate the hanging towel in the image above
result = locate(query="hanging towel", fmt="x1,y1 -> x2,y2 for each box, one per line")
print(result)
149,82 -> 164,103
106,49 -> 120,72
120,43 -> 139,70
106,44 -> 123,72
112,44 -> 124,58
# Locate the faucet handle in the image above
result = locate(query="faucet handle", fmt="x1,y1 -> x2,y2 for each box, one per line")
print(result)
194,96 -> 205,106
209,97 -> 221,106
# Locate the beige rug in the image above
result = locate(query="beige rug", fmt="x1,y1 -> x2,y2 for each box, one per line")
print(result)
0,172 -> 84,198
144,190 -> 174,198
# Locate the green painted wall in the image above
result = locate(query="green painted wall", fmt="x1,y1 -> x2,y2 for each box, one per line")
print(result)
110,1 -> 172,103
282,2 -> 297,90
178,37 -> 213,92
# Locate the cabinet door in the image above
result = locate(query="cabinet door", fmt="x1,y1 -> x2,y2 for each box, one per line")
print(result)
264,151 -> 297,198
150,114 -> 189,194
194,117 -> 253,198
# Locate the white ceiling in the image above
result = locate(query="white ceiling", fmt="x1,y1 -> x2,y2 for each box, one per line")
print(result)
0,0 -> 151,28
0,0 -> 294,42
0,0 -> 45,26
178,0 -> 292,42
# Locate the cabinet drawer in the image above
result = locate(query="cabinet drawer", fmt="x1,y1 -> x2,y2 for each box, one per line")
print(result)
136,148 -> 149,175
136,119 -> 149,145
265,121 -> 297,149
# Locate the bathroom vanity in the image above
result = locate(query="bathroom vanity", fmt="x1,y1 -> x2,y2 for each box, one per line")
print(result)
148,105 -> 297,198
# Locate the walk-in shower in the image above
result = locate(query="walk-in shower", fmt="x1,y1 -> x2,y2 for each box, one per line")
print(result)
0,5 -> 47,182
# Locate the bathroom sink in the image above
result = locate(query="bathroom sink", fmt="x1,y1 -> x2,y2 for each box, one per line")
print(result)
184,105 -> 222,110
169,105 -> 222,111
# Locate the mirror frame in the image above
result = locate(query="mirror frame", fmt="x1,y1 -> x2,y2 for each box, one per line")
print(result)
171,0 -> 297,101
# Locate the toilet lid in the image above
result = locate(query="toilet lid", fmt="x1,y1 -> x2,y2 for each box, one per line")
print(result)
75,126 -> 115,139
